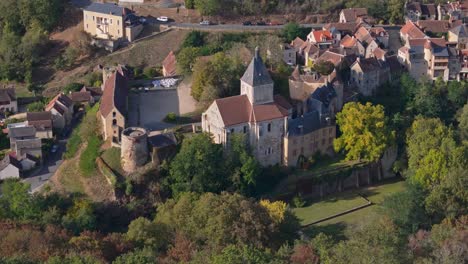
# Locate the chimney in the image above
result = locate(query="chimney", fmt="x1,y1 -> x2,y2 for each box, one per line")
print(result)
255,46 -> 260,59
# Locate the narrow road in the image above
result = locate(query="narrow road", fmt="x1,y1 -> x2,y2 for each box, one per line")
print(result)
23,113 -> 83,193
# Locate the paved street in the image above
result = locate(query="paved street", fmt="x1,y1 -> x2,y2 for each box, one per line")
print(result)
23,113 -> 83,193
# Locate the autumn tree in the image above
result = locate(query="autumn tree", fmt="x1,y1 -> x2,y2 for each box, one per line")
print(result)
334,102 -> 395,162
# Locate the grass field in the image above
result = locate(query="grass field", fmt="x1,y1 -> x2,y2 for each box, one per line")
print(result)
58,159 -> 85,194
298,180 -> 407,239
101,147 -> 124,177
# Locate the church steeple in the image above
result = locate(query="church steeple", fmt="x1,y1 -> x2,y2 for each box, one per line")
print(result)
240,47 -> 274,105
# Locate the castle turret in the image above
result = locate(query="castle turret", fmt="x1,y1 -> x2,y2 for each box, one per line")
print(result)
121,127 -> 148,173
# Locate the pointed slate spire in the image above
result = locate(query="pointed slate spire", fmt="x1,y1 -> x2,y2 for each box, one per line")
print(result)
240,47 -> 273,87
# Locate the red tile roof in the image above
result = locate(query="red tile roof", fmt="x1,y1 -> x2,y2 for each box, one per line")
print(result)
214,95 -> 290,126
291,37 -> 305,51
310,30 -> 333,43
45,93 -> 72,116
317,51 -> 345,66
162,51 -> 177,77
401,21 -> 427,39
417,20 -> 450,33
341,8 -> 368,22
100,72 -> 128,118
340,35 -> 358,48
70,91 -> 92,103
354,26 -> 372,43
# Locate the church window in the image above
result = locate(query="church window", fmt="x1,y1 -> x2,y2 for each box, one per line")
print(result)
267,123 -> 271,132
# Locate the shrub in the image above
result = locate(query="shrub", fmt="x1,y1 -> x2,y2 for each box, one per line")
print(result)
26,101 -> 45,112
164,112 -> 177,123
64,129 -> 82,159
143,67 -> 157,79
292,194 -> 306,208
63,82 -> 83,93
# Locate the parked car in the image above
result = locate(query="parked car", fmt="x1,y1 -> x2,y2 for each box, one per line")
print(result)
51,145 -> 59,153
157,16 -> 169,22
139,17 -> 147,24
199,20 -> 211,26
243,21 -> 252,26
268,21 -> 283,26
256,21 -> 266,26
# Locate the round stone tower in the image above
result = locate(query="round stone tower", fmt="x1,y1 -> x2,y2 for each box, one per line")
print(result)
120,127 -> 148,173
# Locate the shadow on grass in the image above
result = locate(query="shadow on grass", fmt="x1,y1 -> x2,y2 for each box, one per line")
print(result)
302,222 -> 347,242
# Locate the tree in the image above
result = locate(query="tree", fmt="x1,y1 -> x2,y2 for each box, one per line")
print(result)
62,199 -> 97,234
406,117 -> 456,188
226,133 -> 260,195
282,22 -> 301,42
330,217 -> 408,263
64,82 -> 83,93
156,192 -> 299,249
457,103 -> 468,141
26,101 -> 45,112
388,0 -> 405,24
447,81 -> 467,109
0,180 -> 40,220
194,0 -> 221,15
112,249 -> 157,264
312,61 -> 335,76
176,47 -> 201,74
168,133 -> 225,195
380,183 -> 429,234
290,243 -> 319,264
425,167 -> 468,220
182,31 -> 206,48
334,102 -> 395,162
211,245 -> 274,264
126,217 -> 171,251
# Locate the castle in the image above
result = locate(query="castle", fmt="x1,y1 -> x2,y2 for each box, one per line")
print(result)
202,48 -> 337,167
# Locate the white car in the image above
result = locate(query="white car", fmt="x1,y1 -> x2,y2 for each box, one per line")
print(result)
157,16 -> 169,22
199,20 -> 211,25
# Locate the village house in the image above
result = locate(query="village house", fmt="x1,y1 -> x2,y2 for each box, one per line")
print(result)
437,1 -> 465,21
448,24 -> 468,49
340,35 -> 366,56
81,86 -> 103,102
400,20 -> 428,44
99,71 -> 128,146
290,37 -> 320,67
405,1 -> 437,22
70,91 -> 95,106
162,51 -> 177,77
26,112 -> 53,139
350,57 -> 391,96
316,51 -> 345,67
424,38 -> 450,81
0,155 -> 21,180
339,8 -> 368,23
8,125 -> 42,158
416,20 -> 451,37
307,29 -> 335,49
0,88 -> 17,114
458,50 -> 468,81
202,48 -> 292,166
323,22 -> 360,41
354,26 -> 381,58
45,93 -> 74,130
83,2 -> 143,50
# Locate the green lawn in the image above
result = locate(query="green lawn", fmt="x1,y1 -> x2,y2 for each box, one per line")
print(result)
293,192 -> 369,226
298,180 -> 407,239
101,147 -> 124,177
58,160 -> 85,194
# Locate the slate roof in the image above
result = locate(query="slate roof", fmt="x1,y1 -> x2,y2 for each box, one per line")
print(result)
449,24 -> 468,37
27,112 -> 52,131
148,133 -> 177,148
310,83 -> 337,111
15,139 -> 42,149
407,2 -> 436,17
46,93 -> 72,116
287,111 -> 322,136
70,91 -> 92,103
85,3 -> 128,16
0,155 -> 21,171
100,71 -> 128,118
240,47 -> 273,87
0,88 -> 16,105
341,8 -> 368,22
324,22 -> 359,34
9,126 -> 36,139
81,86 -> 103,97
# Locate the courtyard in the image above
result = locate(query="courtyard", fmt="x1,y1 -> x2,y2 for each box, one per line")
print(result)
127,79 -> 197,131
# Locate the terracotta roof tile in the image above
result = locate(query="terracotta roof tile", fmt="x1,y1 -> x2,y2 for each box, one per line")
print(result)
317,51 -> 345,66
310,30 -> 333,43
341,8 -> 368,22
162,51 -> 177,77
100,72 -> 128,118
215,95 -> 251,126
70,91 -> 92,102
401,21 -> 427,39
417,20 -> 450,33
340,35 -> 358,48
